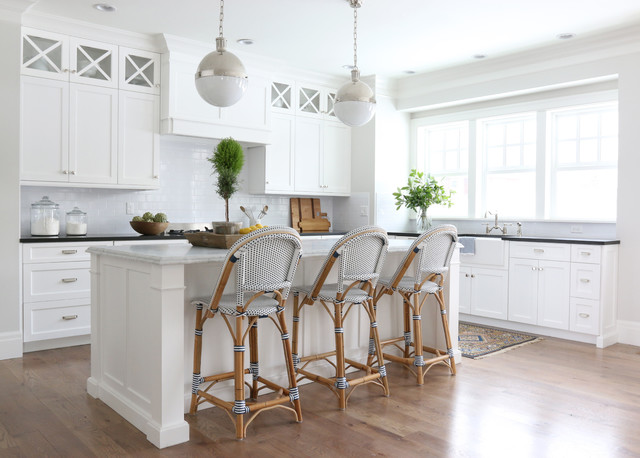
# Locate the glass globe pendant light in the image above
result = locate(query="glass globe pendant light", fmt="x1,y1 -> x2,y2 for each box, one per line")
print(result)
334,0 -> 376,127
195,0 -> 248,107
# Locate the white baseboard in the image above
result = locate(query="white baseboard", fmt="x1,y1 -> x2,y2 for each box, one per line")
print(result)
0,331 -> 23,360
616,320 -> 640,347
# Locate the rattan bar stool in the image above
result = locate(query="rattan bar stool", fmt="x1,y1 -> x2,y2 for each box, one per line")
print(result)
291,226 -> 389,410
372,225 -> 458,385
189,226 -> 303,440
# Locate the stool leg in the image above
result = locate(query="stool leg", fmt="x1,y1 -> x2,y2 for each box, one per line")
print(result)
277,309 -> 303,422
291,293 -> 301,372
412,292 -> 425,385
233,314 -> 246,439
367,298 -> 390,397
334,301 -> 347,410
249,320 -> 259,400
436,289 -> 457,375
402,296 -> 412,358
190,303 -> 205,415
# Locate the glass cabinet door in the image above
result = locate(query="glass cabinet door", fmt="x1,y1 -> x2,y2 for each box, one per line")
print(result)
326,91 -> 337,118
21,29 -> 68,81
71,38 -> 118,88
119,47 -> 160,94
271,82 -> 293,112
298,87 -> 321,115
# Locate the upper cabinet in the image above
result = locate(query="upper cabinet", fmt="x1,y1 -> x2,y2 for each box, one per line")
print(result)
22,28 -> 118,88
20,28 -> 160,189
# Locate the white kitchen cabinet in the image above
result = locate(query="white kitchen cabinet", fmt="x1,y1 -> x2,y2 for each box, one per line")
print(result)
22,241 -> 111,343
21,76 -> 118,185
508,243 -> 571,330
248,113 -> 295,194
119,47 -> 160,94
460,266 -> 508,319
22,28 -> 118,88
118,91 -> 160,187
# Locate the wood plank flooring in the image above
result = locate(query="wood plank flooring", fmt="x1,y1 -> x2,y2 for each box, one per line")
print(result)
1,338 -> 639,456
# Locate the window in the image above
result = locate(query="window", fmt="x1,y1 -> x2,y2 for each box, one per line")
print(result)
548,103 -> 618,221
478,113 -> 537,219
416,121 -> 468,217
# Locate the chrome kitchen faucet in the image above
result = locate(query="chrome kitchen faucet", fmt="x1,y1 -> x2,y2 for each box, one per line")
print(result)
482,211 -> 512,235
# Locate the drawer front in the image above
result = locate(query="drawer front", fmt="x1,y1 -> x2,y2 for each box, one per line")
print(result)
510,242 -> 570,262
570,245 -> 602,264
24,299 -> 91,342
570,297 -> 600,335
22,241 -> 112,263
23,261 -> 90,302
570,263 -> 601,300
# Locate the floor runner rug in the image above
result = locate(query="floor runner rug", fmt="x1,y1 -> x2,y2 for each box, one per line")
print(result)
458,322 -> 541,359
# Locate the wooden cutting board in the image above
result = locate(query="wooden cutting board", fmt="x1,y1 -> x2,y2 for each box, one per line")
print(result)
290,198 -> 331,232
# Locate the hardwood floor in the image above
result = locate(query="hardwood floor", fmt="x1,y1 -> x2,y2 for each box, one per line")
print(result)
1,338 -> 639,456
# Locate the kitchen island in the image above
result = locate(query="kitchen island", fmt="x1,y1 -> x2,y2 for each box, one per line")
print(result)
86,238 -> 460,448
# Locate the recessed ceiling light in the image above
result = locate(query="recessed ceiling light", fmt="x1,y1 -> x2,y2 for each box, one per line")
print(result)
473,54 -> 487,59
236,38 -> 254,45
557,33 -> 575,40
93,3 -> 116,12
403,70 -> 416,74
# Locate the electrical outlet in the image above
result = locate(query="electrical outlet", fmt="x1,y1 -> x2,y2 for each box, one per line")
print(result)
360,205 -> 369,217
126,202 -> 135,215
570,225 -> 583,233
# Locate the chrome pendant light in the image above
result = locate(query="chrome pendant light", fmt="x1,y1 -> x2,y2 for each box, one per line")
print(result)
195,0 -> 248,107
334,0 -> 376,127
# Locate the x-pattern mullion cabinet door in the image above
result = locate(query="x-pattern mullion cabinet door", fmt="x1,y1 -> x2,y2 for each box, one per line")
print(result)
271,81 -> 294,114
69,37 -> 118,88
119,47 -> 160,95
21,28 -> 68,81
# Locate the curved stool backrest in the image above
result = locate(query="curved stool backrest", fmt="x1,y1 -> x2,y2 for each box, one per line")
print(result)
388,225 -> 458,289
208,226 -> 303,310
308,226 -> 388,297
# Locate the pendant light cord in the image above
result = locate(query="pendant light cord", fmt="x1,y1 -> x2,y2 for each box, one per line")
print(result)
352,3 -> 358,70
219,0 -> 225,38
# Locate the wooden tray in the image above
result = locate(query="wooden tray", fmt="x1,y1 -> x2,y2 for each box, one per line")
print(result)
185,232 -> 242,248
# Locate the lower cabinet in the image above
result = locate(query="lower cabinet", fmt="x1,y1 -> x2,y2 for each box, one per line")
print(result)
460,266 -> 508,319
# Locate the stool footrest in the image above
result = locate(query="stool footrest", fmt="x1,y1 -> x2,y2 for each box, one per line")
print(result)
380,337 -> 405,346
300,350 -> 337,363
203,368 -> 250,383
297,368 -> 336,388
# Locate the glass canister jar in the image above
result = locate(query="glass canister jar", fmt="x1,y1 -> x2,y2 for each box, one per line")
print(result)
30,196 -> 60,236
66,207 -> 88,235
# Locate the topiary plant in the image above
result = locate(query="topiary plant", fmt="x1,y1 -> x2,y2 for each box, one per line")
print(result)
208,137 -> 244,222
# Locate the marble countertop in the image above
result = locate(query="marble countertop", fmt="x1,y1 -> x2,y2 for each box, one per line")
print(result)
389,232 -> 619,245
87,238 -> 415,265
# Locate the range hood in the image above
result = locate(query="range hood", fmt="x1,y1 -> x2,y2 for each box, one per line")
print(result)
160,34 -> 271,146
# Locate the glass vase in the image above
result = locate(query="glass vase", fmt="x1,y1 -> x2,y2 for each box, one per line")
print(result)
416,207 -> 432,233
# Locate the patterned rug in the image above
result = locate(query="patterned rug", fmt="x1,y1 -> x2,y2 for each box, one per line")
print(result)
458,322 -> 541,359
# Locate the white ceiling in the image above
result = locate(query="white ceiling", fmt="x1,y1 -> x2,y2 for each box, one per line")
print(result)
24,0 -> 640,78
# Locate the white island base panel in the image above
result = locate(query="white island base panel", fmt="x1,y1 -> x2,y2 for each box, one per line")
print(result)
87,239 -> 460,448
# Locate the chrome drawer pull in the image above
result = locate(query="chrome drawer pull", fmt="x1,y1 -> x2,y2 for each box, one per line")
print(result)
62,278 -> 78,283
579,251 -> 591,256
62,315 -> 78,320
533,248 -> 544,253
62,249 -> 78,254
580,278 -> 590,283
579,313 -> 590,318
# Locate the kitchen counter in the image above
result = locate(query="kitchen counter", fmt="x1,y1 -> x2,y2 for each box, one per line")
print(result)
20,231 -> 347,243
86,238 -> 461,448
389,232 -> 620,245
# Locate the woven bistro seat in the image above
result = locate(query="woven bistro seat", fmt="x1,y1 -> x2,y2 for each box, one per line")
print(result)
372,225 -> 458,385
291,226 -> 389,410
189,226 -> 303,440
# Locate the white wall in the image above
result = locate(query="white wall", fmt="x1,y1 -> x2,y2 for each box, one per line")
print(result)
395,26 -> 640,344
0,16 -> 23,359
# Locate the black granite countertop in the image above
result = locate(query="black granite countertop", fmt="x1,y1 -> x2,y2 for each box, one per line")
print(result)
388,231 -> 620,245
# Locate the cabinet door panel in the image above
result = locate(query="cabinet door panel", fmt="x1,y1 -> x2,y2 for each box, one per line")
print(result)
69,37 -> 118,88
570,263 -> 601,300
459,267 -> 471,314
23,262 -> 91,302
508,258 -> 538,324
69,84 -> 118,184
294,117 -> 322,193
119,47 -> 160,94
20,76 -> 69,181
21,28 -> 68,81
323,121 -> 351,195
265,114 -> 295,192
470,268 -> 508,320
221,74 -> 269,130
118,91 -> 159,187
537,260 -> 570,329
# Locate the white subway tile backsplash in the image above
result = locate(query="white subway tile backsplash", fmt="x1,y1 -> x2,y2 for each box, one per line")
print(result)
20,136 -> 335,236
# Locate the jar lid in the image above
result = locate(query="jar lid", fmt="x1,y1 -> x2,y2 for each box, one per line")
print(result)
66,206 -> 86,215
31,196 -> 59,209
